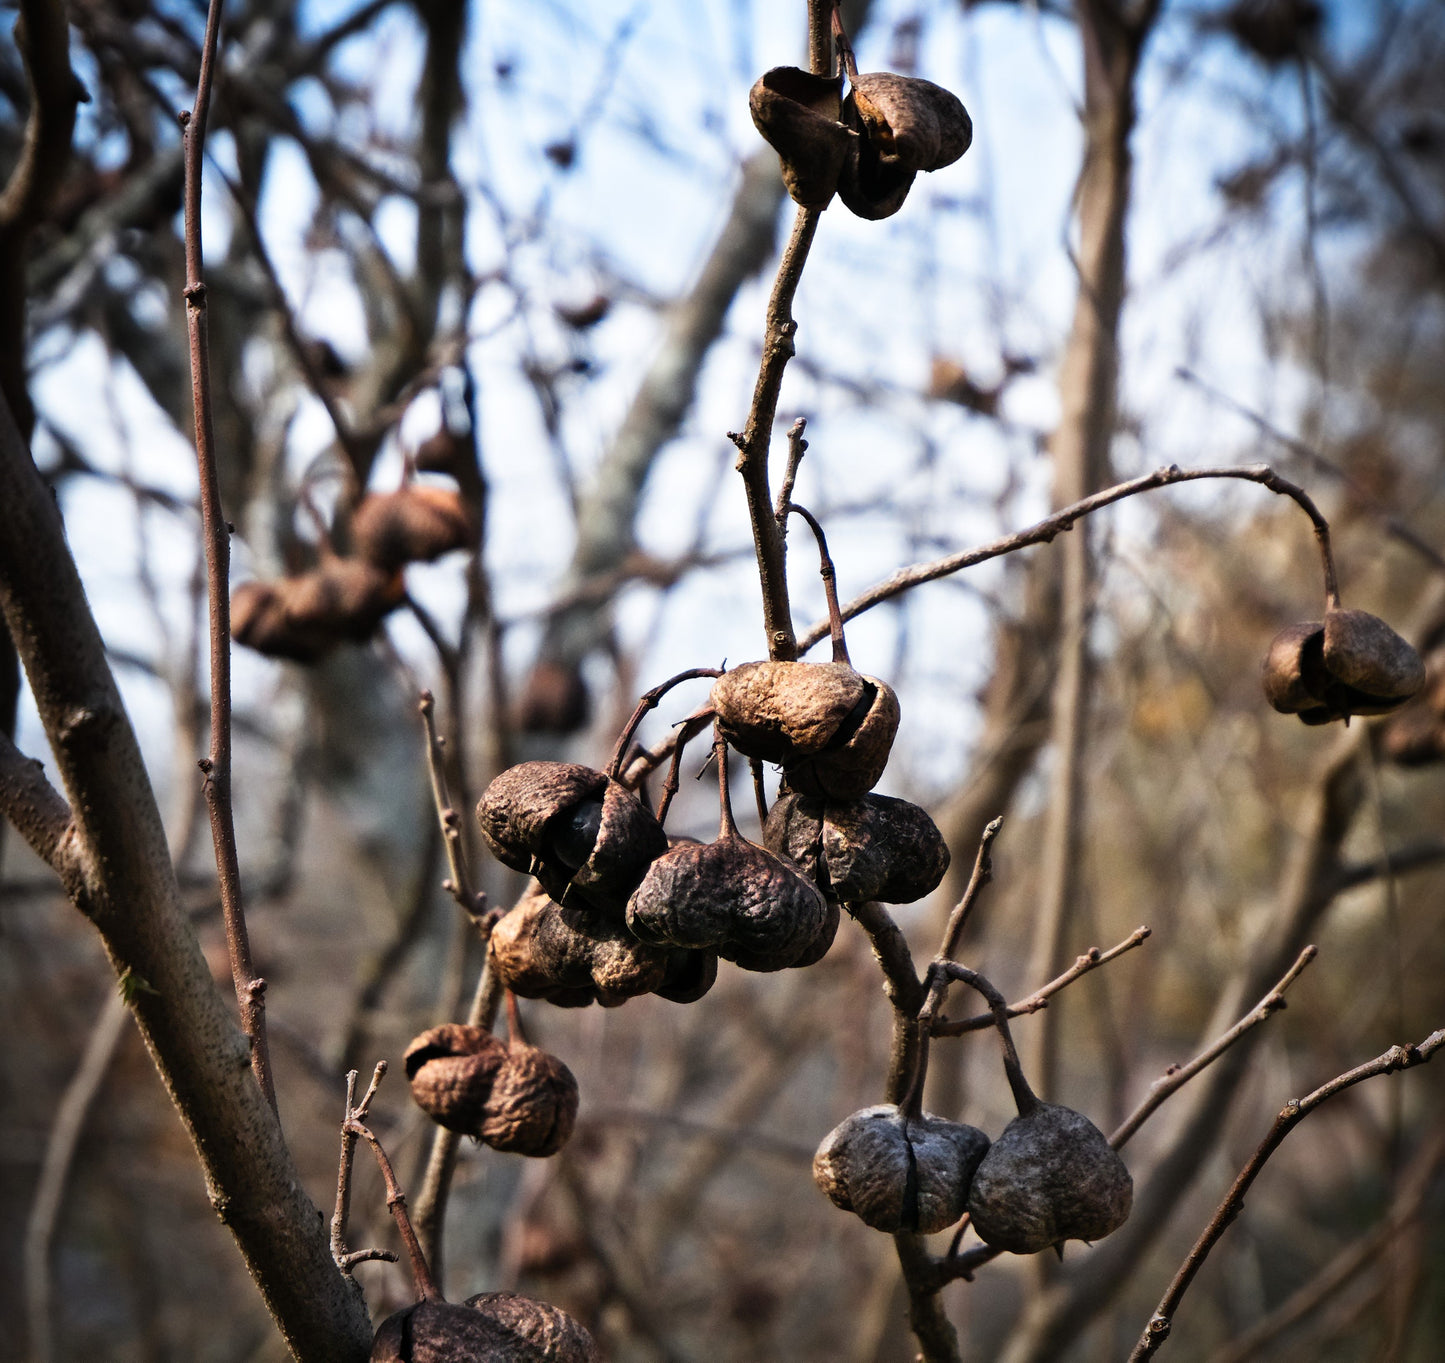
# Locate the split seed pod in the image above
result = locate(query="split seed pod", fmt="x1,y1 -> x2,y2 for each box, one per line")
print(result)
405,1024 -> 579,1157
351,486 -> 478,571
749,66 -> 855,207
966,1101 -> 1132,1254
813,1104 -> 989,1234
838,72 -> 972,220
765,789 -> 950,903
372,1293 -> 599,1363
710,661 -> 900,799
1262,609 -> 1424,724
477,762 -> 669,915
489,881 -> 674,1007
627,834 -> 832,972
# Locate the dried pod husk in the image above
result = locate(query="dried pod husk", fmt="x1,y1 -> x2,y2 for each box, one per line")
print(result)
231,580 -> 328,663
405,1023 -> 509,1136
489,881 -> 672,1008
626,834 -> 831,972
765,789 -> 949,903
480,1043 -> 579,1157
351,486 -> 478,571
461,1293 -> 601,1362
231,559 -> 404,662
477,762 -> 668,915
1263,610 -> 1424,724
711,661 -> 900,798
414,426 -> 473,479
813,1104 -> 989,1234
966,1102 -> 1132,1254
838,72 -> 971,220
749,65 -> 855,208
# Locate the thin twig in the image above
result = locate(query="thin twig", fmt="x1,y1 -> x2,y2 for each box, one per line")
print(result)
938,816 -> 1004,961
785,502 -> 850,664
1128,1029 -> 1445,1361
606,668 -> 722,780
418,690 -> 485,918
1110,945 -> 1318,1150
774,417 -> 809,528
798,464 -> 1342,653
931,926 -> 1152,1036
330,1065 -> 398,1278
181,0 -> 276,1113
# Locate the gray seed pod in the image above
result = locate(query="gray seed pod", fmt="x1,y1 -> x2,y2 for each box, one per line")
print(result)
765,789 -> 950,903
813,1103 -> 989,1233
966,1102 -> 1132,1254
461,1293 -> 600,1362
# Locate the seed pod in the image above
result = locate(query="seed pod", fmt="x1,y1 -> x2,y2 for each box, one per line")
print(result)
813,1104 -> 990,1234
966,1102 -> 1132,1254
765,789 -> 950,903
372,1293 -> 599,1363
462,1293 -> 601,1362
626,834 -> 832,972
405,1023 -> 509,1136
414,426 -> 472,478
1263,609 -> 1424,724
477,762 -> 668,915
653,945 -> 719,1003
710,661 -> 900,798
404,1025 -> 579,1157
749,65 -> 855,208
1380,658 -> 1445,765
351,486 -> 478,571
489,881 -> 672,1007
232,559 -> 404,661
838,72 -> 972,220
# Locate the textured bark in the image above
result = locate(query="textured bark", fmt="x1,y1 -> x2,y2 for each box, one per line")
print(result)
0,391 -> 373,1362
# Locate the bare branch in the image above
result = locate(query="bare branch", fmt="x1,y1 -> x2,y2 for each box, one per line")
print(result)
1128,1030 -> 1445,1361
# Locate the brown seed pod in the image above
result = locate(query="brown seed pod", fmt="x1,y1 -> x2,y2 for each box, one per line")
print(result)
232,559 -> 404,661
476,762 -> 668,915
481,1043 -> 579,1157
710,661 -> 900,799
765,789 -> 950,903
404,1025 -> 578,1157
626,834 -> 832,972
749,65 -> 855,208
966,1102 -> 1132,1254
414,426 -> 472,479
1263,609 -> 1424,724
813,1104 -> 990,1234
489,881 -> 672,1008
461,1293 -> 601,1362
838,72 -> 971,220
351,486 -> 478,571
372,1293 -> 600,1363
404,1023 -> 509,1137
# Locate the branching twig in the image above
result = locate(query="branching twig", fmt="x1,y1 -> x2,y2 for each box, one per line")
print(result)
418,690 -> 486,919
180,0 -> 276,1113
606,669 -> 722,780
798,464 -> 1342,653
931,926 -> 1151,1037
331,1065 -> 399,1278
1110,945 -> 1318,1150
1128,1030 -> 1445,1361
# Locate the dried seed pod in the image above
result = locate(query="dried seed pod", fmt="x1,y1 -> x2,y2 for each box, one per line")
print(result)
477,762 -> 668,915
765,789 -> 950,903
710,661 -> 900,798
405,1023 -> 509,1136
481,1043 -> 579,1157
414,426 -> 472,478
372,1293 -> 600,1363
813,1104 -> 989,1234
489,881 -> 672,1008
404,1025 -> 578,1157
1263,609 -> 1424,724
351,486 -> 478,571
626,834 -> 832,972
966,1102 -> 1132,1254
838,72 -> 971,220
232,560 -> 404,661
461,1293 -> 601,1362
749,65 -> 855,207
1380,658 -> 1445,765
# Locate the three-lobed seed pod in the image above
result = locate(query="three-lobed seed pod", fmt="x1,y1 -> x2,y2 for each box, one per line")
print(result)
405,1024 -> 578,1158
813,1103 -> 990,1234
1263,608 -> 1424,725
710,660 -> 900,800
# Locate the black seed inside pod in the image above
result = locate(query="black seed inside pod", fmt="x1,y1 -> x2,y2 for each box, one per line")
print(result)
548,797 -> 603,870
